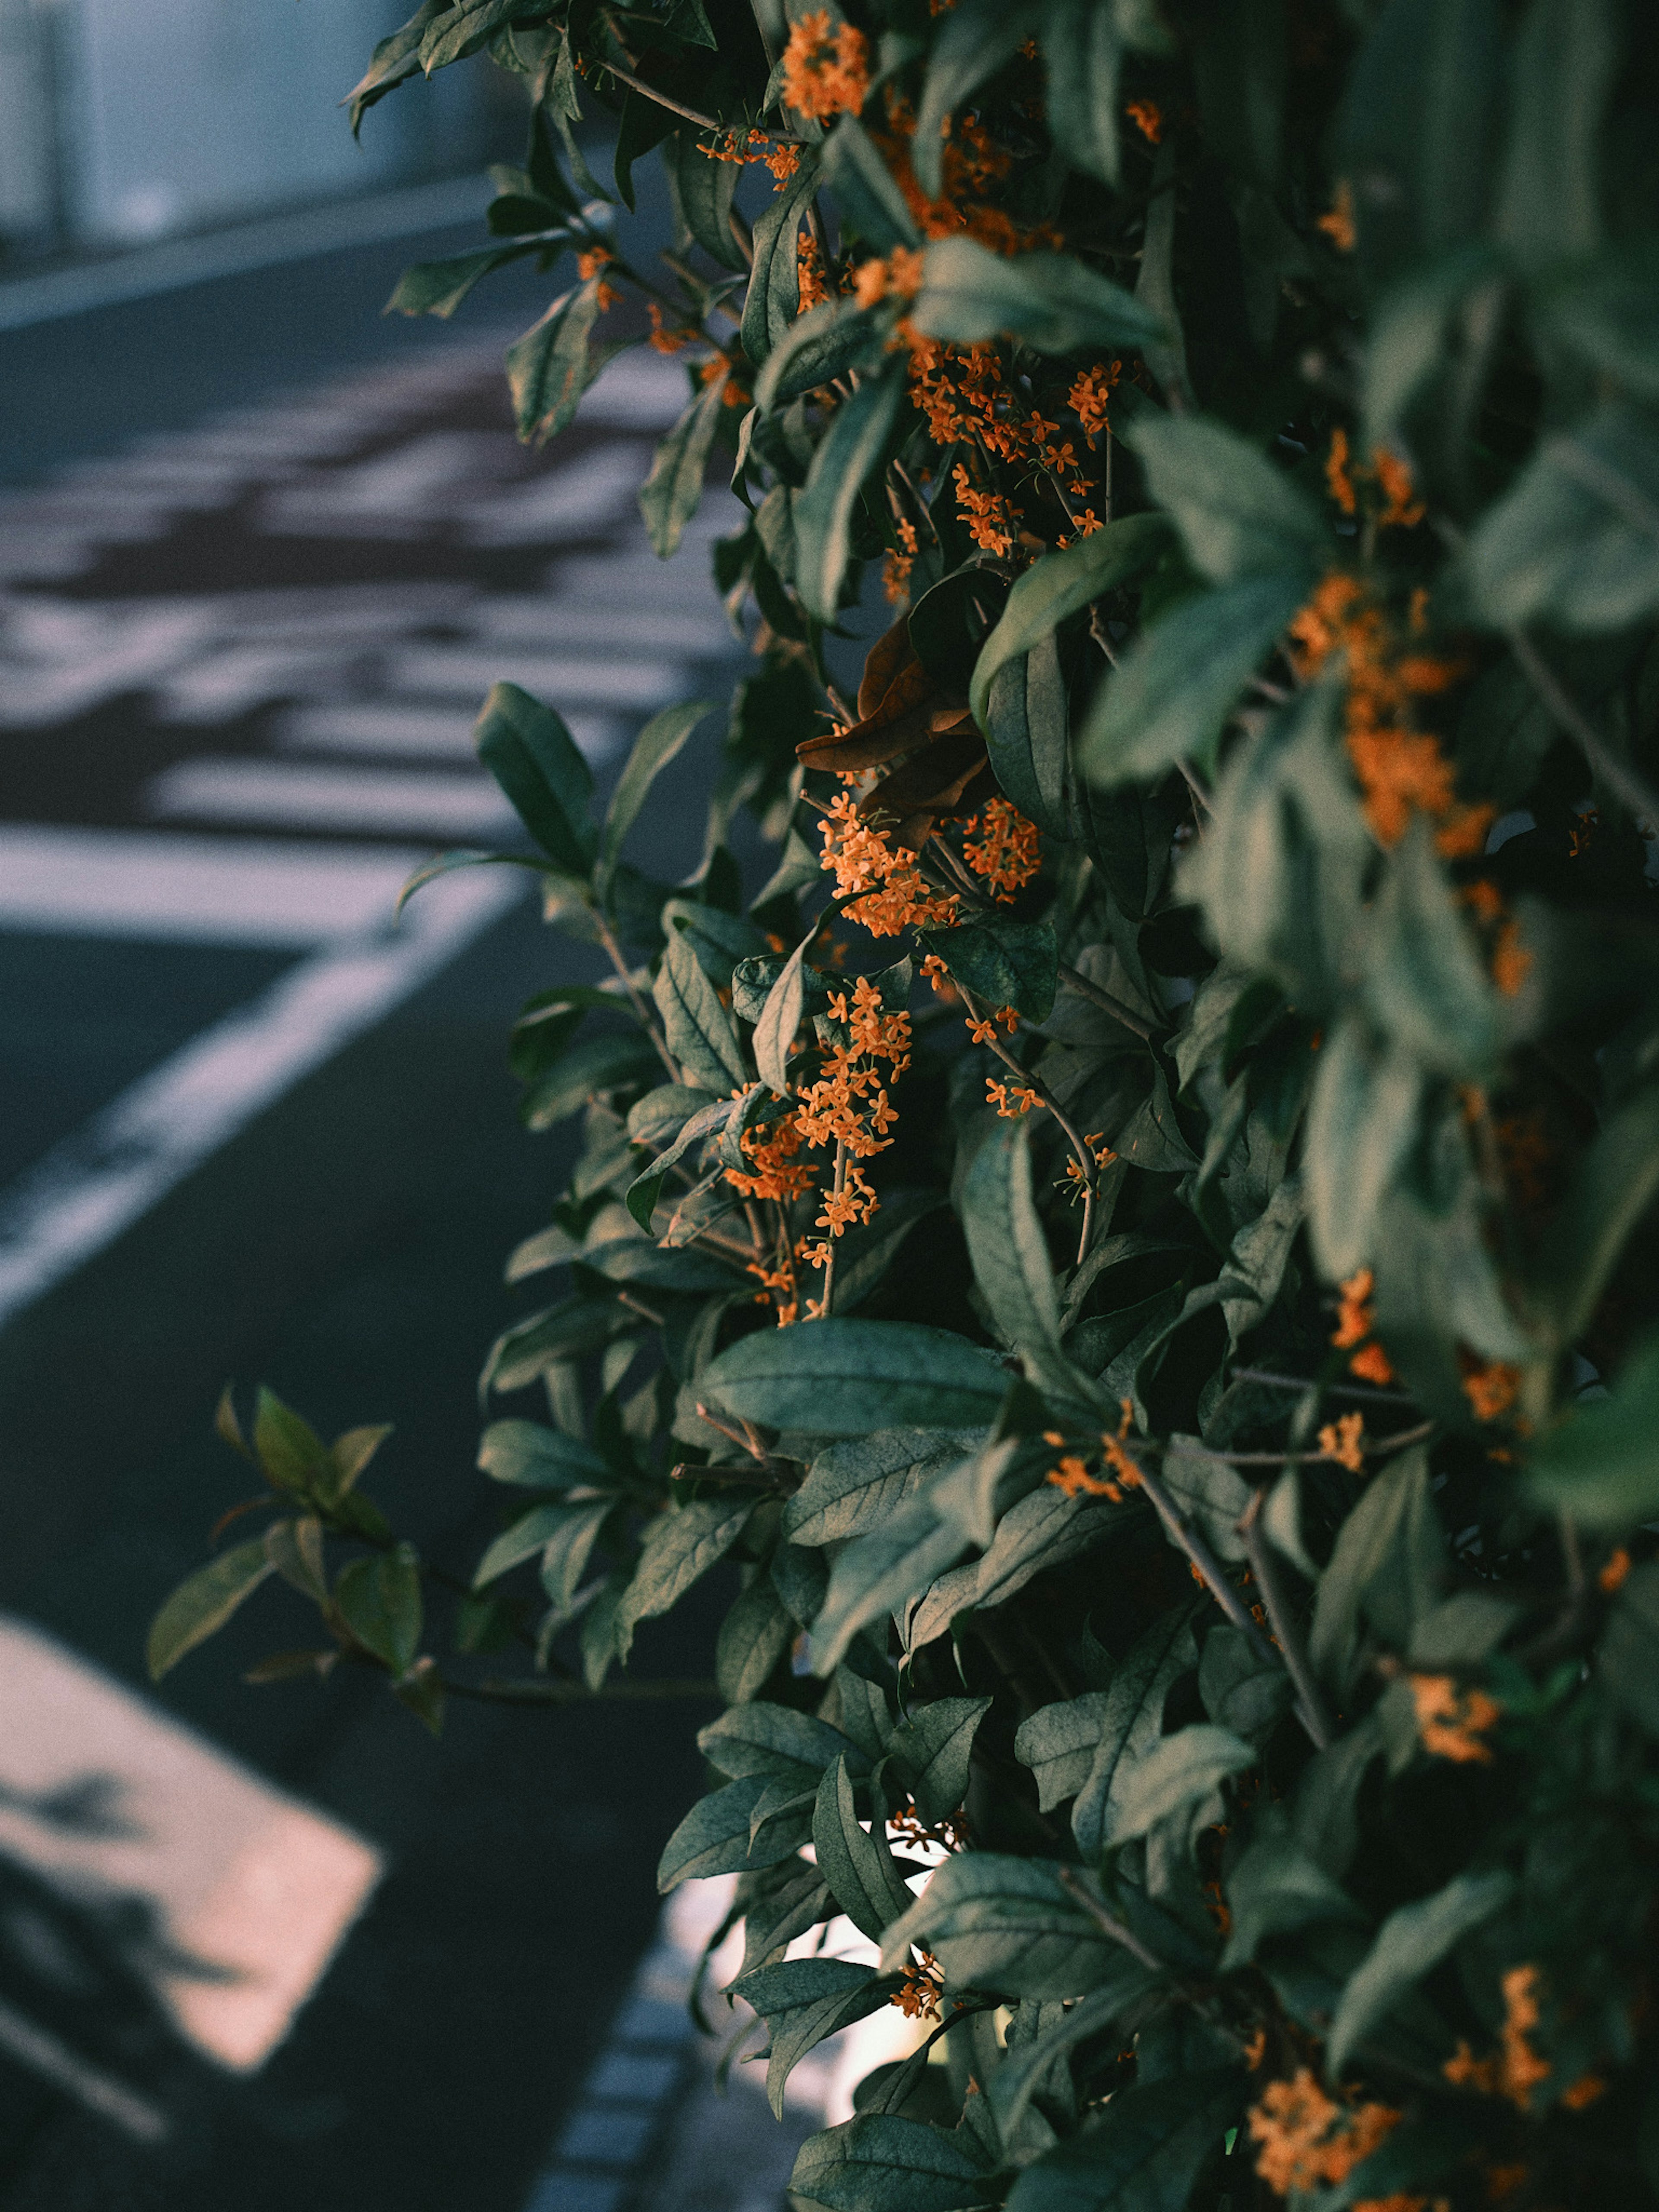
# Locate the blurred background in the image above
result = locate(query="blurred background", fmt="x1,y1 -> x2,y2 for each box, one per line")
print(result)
0,5 -> 893,2205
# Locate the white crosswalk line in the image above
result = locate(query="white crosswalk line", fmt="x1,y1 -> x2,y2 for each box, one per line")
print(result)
471,597 -> 730,655
273,701 -> 621,763
389,647 -> 691,711
0,826 -> 425,946
144,759 -> 522,839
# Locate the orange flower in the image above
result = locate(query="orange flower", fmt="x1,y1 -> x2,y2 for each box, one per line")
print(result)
1600,1547 -> 1631,1594
818,792 -> 961,938
576,246 -> 620,311
1125,97 -> 1163,143
1332,1268 -> 1396,1383
961,796 -> 1042,897
986,1078 -> 1039,1117
797,229 -> 831,312
1492,919 -> 1532,997
1318,180 -> 1356,251
1460,1358 -> 1519,1423
765,140 -> 802,184
1068,359 -> 1121,445
891,1950 -> 944,2019
1410,1673 -> 1502,1764
1248,2071 -> 1405,2197
1319,1411 -> 1366,1472
781,10 -> 869,121
883,515 -> 919,603
1374,448 -> 1426,528
1498,1965 -> 1551,2110
1326,426 -> 1357,516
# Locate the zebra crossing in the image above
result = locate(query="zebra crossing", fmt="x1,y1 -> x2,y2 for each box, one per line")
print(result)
0,334 -> 746,1330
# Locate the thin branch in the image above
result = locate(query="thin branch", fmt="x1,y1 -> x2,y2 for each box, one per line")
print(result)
961,986 -> 1100,1245
1237,1490 -> 1335,1751
1133,1459 -> 1286,1680
817,1140 -> 847,1317
595,911 -> 681,1081
1055,1867 -> 1168,1975
1232,1366 -> 1419,1407
1168,1421 -> 1432,1468
1054,961 -> 1162,1042
616,1289 -> 666,1327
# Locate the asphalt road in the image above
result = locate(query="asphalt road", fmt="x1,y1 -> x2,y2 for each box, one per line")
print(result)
0,171 -> 767,2210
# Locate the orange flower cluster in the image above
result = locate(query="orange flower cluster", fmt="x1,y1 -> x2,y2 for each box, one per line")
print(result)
1332,1268 -> 1396,1385
818,792 -> 961,938
951,462 -> 1023,556
1444,1965 -> 1564,2112
1289,573 -> 1489,855
1325,430 -> 1426,528
1411,1673 -> 1502,1764
962,796 -> 1042,896
986,1077 -> 1040,1116
920,951 -> 960,1001
1063,1131 -> 1118,1189
647,303 -> 699,355
891,1950 -> 944,2021
1125,98 -> 1163,143
1044,1406 -> 1145,1502
781,10 -> 869,121
726,1111 -> 817,1205
1068,360 -> 1122,446
883,515 -> 919,603
1248,2072 -> 1426,2205
966,1003 -> 1019,1045
1318,1411 -> 1366,1471
797,229 -> 831,313
906,337 -> 1085,503
1600,1546 -> 1631,1594
699,127 -> 801,184
576,246 -> 620,312
851,246 -> 925,309
1461,1357 -> 1520,1422
1318,180 -> 1357,252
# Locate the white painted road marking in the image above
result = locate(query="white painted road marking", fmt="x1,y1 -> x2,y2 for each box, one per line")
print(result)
0,826 -> 429,946
274,700 -> 622,764
143,758 -> 523,839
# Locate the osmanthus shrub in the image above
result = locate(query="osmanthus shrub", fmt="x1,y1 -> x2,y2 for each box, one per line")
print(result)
151,0 -> 1659,2206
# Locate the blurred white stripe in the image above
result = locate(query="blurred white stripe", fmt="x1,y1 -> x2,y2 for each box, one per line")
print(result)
144,760 -> 521,839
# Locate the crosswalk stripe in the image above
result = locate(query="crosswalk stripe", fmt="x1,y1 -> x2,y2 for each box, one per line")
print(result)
389,647 -> 692,710
0,826 -> 429,946
143,759 -> 523,840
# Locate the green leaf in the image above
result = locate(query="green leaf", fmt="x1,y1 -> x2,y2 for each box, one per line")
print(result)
699,1700 -> 862,1784
477,1417 -> 609,1487
741,151 -> 822,365
1015,1693 -> 1114,1813
1077,573 -> 1308,788
912,0 -> 1042,197
1527,1332 -> 1659,1531
624,1094 -> 733,1232
1220,1826 -> 1367,1970
1309,1449 -> 1444,1694
912,238 -> 1165,356
522,1030 -> 663,1130
1005,2066 -> 1244,2212
387,243 -> 540,319
505,278 -> 606,443
253,1388 -> 331,1495
1305,1017 -> 1428,1280
753,298 -> 886,411
475,681 -> 596,875
890,1696 -> 992,1823
1041,0 -> 1123,184
483,1297 -> 634,1394
654,929 -> 747,1092
969,516 -> 1171,737
1072,1610 -> 1198,1862
961,1120 -> 1076,1398
880,1854 -> 1138,1999
1155,1448 -> 1251,1565
474,1500 -> 592,1587
1599,1560 -> 1659,1735
734,1958 -> 897,2118
1530,1077 -> 1659,1348
703,1320 -> 1007,1437
785,1428 -> 984,1546
794,362 -> 904,621
790,2115 -> 990,2212
1198,1624 -> 1292,1743
1327,1869 -> 1515,2077
334,1543 -> 423,1676
716,1581 -> 796,1704
989,1969 -> 1160,2142
597,702 -> 711,909
1135,140 -> 1190,405
346,0 -> 450,128
919,914 -> 1058,1023
666,127 -> 747,271
820,118 -> 922,252
1124,414 -> 1327,587
639,371 -> 731,559
658,1776 -> 799,1888
813,1754 -> 914,1942
1103,1723 -> 1254,1850
538,1500 -> 612,1610
1464,403 -> 1659,634
1494,0 -> 1620,270
753,933 -> 810,1094
812,1501 -> 972,1673
147,1541 -> 275,1680
616,1496 -> 755,1656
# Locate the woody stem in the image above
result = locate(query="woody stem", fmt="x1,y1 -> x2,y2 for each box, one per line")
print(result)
1237,1489 -> 1335,1751
596,912 -> 681,1082
960,986 -> 1099,1254
817,1141 -> 847,1319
